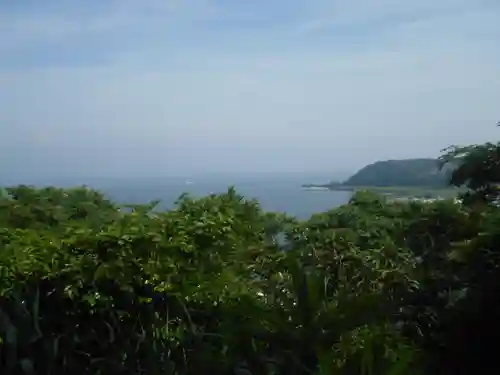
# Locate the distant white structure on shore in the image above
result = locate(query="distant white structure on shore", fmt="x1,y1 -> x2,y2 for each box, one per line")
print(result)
390,196 -> 462,204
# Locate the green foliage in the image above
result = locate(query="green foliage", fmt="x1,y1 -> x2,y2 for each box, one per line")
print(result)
1,131 -> 500,374
441,141 -> 500,204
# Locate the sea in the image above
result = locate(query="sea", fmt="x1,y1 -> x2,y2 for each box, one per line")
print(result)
93,174 -> 352,220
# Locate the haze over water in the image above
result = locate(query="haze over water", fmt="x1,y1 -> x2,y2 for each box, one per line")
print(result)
97,174 -> 352,220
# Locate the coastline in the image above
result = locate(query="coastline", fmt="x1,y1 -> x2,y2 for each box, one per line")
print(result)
301,184 -> 462,199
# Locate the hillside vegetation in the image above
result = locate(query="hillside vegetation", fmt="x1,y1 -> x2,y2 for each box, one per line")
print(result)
343,158 -> 451,187
1,135 -> 500,375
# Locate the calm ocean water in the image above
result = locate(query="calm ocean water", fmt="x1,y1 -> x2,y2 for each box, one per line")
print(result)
99,177 -> 352,220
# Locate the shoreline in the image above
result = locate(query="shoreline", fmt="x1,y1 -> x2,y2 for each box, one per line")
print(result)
301,184 -> 462,199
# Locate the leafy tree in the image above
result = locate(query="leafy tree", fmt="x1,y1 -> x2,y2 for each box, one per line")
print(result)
440,141 -> 500,205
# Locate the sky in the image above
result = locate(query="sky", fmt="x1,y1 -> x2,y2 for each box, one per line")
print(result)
1,0 -> 500,182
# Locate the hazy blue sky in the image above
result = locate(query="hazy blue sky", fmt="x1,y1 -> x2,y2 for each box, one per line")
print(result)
1,0 -> 500,182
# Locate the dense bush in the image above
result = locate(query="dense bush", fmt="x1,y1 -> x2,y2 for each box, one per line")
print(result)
1,138 -> 500,375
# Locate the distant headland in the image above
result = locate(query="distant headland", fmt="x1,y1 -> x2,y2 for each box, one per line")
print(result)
302,158 -> 461,198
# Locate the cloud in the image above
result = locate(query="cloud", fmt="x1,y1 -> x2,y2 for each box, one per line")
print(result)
0,0 -> 499,180
296,0 -> 471,29
2,0 -> 498,67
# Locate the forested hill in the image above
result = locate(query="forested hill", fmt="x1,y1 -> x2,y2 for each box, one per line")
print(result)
343,158 -> 452,187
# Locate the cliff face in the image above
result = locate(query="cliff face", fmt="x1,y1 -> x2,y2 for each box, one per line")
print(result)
344,158 -> 451,187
